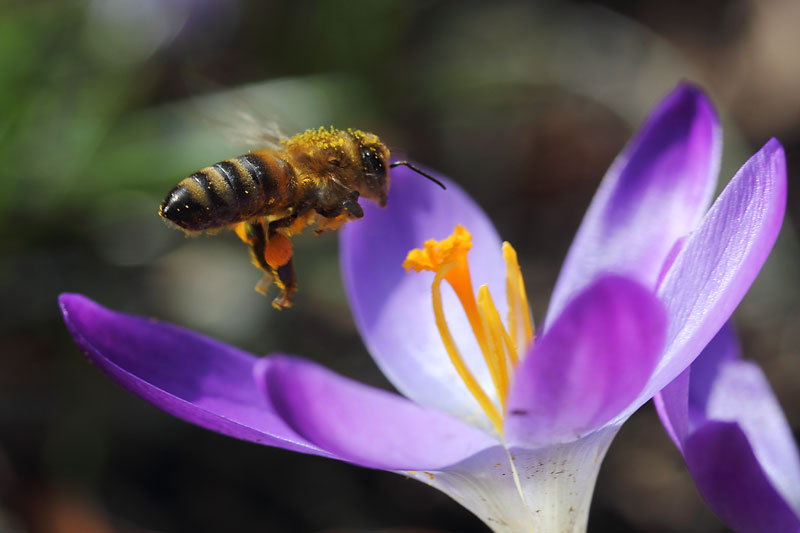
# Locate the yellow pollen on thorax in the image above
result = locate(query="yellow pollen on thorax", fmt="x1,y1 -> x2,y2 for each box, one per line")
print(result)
283,126 -> 348,150
403,225 -> 534,435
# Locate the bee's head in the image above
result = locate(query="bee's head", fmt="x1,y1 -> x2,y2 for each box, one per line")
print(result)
352,131 -> 390,207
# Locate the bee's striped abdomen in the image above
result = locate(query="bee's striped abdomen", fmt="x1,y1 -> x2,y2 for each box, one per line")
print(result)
237,151 -> 298,213
159,150 -> 296,231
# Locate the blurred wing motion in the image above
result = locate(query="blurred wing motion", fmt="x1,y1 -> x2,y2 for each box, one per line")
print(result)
226,111 -> 288,150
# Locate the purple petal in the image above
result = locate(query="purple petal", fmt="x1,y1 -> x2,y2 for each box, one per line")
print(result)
546,84 -> 721,327
341,164 -> 507,426
685,422 -> 800,532
703,359 -> 800,517
256,355 -> 498,471
653,367 -> 690,451
654,321 -> 739,449
505,276 -> 666,447
657,323 -> 800,529
642,139 -> 787,401
687,321 -> 741,414
59,293 -> 329,456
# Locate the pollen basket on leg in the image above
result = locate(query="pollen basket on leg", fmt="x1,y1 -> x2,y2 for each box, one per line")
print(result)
403,225 -> 535,436
264,232 -> 293,268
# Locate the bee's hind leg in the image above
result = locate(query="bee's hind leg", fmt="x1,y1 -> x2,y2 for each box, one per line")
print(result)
235,219 -> 296,309
265,222 -> 297,309
270,255 -> 297,309
235,220 -> 270,272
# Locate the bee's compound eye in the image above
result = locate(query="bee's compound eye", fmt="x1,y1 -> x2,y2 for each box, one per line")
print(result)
360,147 -> 386,182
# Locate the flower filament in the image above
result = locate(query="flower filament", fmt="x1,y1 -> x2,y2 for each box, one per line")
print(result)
403,225 -> 534,435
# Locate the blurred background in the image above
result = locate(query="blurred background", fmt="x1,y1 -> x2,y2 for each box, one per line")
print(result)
1,0 -> 799,531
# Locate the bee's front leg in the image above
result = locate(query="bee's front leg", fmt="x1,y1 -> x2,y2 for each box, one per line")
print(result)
314,188 -> 363,219
341,190 -> 363,219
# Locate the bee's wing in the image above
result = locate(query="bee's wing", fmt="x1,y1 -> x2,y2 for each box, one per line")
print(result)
189,90 -> 292,151
227,111 -> 288,150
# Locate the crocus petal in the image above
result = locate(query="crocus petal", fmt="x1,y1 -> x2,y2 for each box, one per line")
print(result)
654,321 -> 740,450
416,426 -> 620,533
59,293 -> 329,456
505,276 -> 666,448
702,359 -> 800,519
546,83 -> 720,326
256,355 -> 498,471
657,323 -> 800,530
685,422 -> 800,532
341,165 -> 508,426
686,321 -> 741,412
639,139 -> 787,403
653,367 -> 690,451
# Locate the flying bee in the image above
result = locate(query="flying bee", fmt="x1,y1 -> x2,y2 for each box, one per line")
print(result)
159,126 -> 444,309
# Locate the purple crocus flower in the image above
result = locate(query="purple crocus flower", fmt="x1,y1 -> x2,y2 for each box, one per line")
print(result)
60,83 -> 786,532
656,323 -> 800,532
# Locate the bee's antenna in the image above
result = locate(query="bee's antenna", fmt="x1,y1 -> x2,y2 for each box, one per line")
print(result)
389,161 -> 446,189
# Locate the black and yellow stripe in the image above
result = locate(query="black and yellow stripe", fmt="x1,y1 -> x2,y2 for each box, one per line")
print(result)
159,150 -> 297,231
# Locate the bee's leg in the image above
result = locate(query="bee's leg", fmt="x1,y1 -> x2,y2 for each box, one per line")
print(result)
271,257 -> 297,309
341,190 -> 363,219
266,222 -> 297,309
237,220 -> 272,273
234,219 -> 297,308
314,189 -> 363,219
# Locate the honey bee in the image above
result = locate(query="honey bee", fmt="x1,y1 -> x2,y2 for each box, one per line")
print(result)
159,126 -> 444,309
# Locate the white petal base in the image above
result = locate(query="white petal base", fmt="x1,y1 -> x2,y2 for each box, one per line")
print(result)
405,426 -> 619,533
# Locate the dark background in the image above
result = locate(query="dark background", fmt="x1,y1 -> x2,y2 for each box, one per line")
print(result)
1,0 -> 798,531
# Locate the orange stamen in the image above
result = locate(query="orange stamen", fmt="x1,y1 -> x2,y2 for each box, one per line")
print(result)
404,226 -> 535,435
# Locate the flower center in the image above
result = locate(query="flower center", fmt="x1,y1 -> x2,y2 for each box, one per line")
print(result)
403,225 -> 534,435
